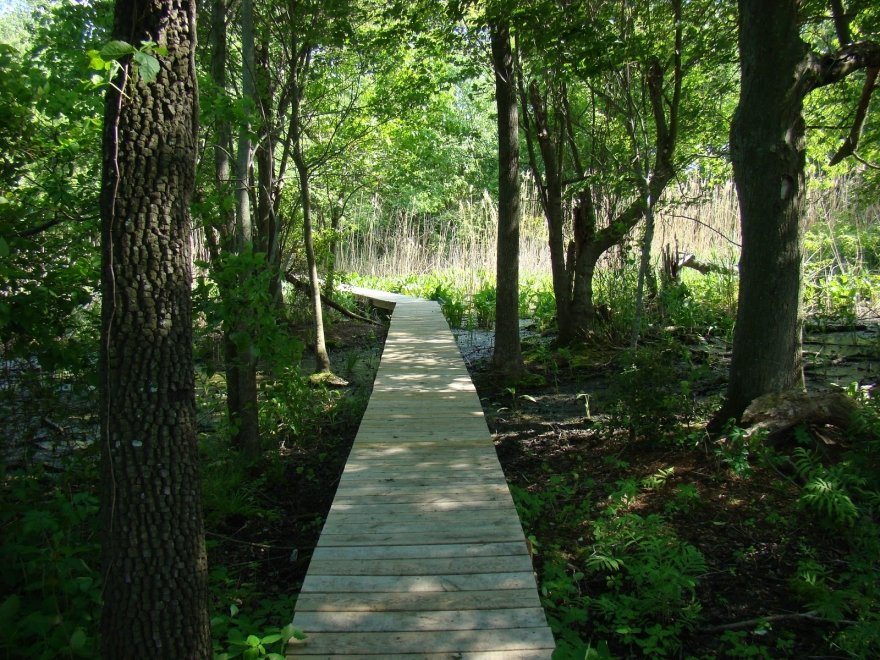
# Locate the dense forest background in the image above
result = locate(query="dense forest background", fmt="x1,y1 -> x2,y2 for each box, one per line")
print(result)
1,0 -> 879,657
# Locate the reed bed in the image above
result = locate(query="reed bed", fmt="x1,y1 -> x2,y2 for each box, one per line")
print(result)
336,175 -> 879,309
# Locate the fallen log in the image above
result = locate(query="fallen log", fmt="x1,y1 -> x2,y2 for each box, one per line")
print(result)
741,389 -> 860,441
284,272 -> 381,326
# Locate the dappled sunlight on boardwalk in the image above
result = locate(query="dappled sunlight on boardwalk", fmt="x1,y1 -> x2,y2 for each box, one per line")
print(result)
288,288 -> 555,658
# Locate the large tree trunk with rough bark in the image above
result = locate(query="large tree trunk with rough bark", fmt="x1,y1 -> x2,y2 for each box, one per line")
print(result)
99,0 -> 209,656
715,1 -> 880,426
716,0 -> 807,425
490,21 -> 523,378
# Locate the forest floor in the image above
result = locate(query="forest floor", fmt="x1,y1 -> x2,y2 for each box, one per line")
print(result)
469,324 -> 878,657
246,315 -> 878,657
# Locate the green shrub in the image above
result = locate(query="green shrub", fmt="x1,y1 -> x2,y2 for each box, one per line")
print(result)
607,339 -> 697,439
0,466 -> 102,659
210,595 -> 303,660
584,495 -> 706,657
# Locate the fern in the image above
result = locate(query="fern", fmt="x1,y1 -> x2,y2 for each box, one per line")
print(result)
800,477 -> 859,527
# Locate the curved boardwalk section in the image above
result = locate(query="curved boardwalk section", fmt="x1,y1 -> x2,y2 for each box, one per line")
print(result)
289,288 -> 555,658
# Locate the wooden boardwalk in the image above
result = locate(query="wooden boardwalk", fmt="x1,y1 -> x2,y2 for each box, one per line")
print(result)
289,287 -> 555,658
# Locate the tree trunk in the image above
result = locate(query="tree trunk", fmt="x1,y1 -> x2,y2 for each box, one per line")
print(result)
715,0 -> 807,425
291,63 -> 332,374
490,21 -> 523,378
99,0 -> 209,656
228,0 -> 260,454
323,202 -> 342,298
631,184 -> 656,347
568,189 -> 599,337
527,82 -> 571,340
235,0 -> 254,250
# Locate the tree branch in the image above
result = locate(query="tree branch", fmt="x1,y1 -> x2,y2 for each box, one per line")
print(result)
701,610 -> 858,633
16,217 -> 64,238
802,41 -> 880,94
829,66 -> 878,165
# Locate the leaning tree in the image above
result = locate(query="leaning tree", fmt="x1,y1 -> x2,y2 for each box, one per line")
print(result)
99,0 -> 210,655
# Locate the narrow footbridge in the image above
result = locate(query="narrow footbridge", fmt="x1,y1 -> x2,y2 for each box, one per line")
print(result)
288,287 -> 555,658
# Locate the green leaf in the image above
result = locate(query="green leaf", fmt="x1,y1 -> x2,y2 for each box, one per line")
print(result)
0,236 -> 9,258
100,40 -> 135,61
69,628 -> 87,651
86,50 -> 105,70
0,594 -> 21,626
246,634 -> 260,647
133,51 -> 160,84
260,634 -> 283,644
230,603 -> 239,617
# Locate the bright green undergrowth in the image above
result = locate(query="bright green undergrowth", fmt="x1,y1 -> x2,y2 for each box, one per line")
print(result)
510,383 -> 880,657
345,263 -> 739,343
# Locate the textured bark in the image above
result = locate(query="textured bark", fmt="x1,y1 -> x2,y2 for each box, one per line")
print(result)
99,0 -> 209,657
741,389 -> 859,441
715,4 -> 880,426
234,0 -> 255,249
490,21 -> 523,378
716,0 -> 808,425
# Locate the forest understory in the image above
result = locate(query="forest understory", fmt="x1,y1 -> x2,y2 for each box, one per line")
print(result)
255,311 -> 880,659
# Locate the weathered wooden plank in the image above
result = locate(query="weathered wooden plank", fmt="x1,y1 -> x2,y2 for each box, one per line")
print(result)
288,651 -> 552,660
299,572 -> 540,594
334,482 -> 511,495
294,608 -> 548,633
286,628 -> 556,655
338,470 -> 502,484
319,517 -> 524,537
328,502 -> 512,520
320,515 -> 523,532
315,528 -> 525,546
293,588 -> 541,613
331,493 -> 512,506
321,510 -> 517,531
345,452 -> 498,463
306,554 -> 534,576
331,491 -> 510,503
310,542 -> 527,561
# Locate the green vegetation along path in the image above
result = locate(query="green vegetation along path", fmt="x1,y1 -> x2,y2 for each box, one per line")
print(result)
288,286 -> 555,658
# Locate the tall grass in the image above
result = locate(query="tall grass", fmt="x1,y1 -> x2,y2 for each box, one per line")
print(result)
336,182 -> 549,293
337,175 -> 880,320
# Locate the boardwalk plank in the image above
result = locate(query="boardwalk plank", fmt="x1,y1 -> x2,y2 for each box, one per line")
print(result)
288,629 -> 555,655
306,555 -> 533,576
311,542 -> 527,561
294,608 -> 548,632
300,571 -> 541,594
289,293 -> 552,658
294,589 -> 540,612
